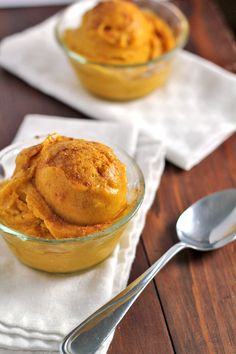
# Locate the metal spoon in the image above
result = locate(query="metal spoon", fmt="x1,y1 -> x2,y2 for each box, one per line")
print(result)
60,189 -> 236,354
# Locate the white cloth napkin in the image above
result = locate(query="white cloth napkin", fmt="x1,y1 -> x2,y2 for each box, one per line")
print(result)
0,12 -> 235,170
0,114 -> 165,353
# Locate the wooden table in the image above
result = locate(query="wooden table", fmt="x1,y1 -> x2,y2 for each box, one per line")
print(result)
0,1 -> 235,353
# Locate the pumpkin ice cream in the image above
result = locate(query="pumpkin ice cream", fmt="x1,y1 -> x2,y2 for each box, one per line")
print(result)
63,0 -> 175,65
0,134 -> 128,239
56,0 -> 187,100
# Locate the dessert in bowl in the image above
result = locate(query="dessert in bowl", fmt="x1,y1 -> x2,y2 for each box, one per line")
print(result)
55,0 -> 189,100
0,135 -> 144,273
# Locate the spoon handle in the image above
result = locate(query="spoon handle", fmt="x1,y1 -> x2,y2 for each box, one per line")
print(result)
60,241 -> 187,354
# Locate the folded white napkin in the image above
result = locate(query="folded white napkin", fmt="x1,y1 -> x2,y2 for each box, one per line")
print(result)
0,114 -> 165,353
0,12 -> 235,170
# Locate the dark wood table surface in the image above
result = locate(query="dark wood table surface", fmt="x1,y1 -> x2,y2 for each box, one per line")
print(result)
0,1 -> 236,353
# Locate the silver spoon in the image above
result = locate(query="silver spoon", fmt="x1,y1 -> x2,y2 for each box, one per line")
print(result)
60,189 -> 236,354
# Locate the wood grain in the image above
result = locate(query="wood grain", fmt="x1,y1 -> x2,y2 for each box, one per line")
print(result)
174,0 -> 236,72
0,1 -> 235,354
142,135 -> 236,354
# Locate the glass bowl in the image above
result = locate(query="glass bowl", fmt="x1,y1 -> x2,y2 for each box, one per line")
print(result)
55,0 -> 189,101
0,137 -> 145,273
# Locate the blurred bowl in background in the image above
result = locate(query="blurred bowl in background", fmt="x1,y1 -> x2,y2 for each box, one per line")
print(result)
55,0 -> 189,101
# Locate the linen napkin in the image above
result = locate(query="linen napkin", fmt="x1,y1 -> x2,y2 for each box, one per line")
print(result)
0,114 -> 165,353
0,10 -> 235,170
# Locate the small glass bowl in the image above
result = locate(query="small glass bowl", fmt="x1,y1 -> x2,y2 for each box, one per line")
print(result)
0,137 -> 145,273
55,0 -> 189,101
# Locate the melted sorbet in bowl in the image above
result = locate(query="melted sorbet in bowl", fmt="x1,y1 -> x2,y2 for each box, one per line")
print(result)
0,135 -> 144,273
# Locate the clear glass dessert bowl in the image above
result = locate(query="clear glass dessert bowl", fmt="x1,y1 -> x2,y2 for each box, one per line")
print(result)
0,137 -> 145,273
55,0 -> 189,101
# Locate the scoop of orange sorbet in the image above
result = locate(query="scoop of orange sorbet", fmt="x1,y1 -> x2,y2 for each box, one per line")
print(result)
79,0 -> 153,64
35,136 -> 127,226
0,135 -> 128,239
63,0 -> 175,64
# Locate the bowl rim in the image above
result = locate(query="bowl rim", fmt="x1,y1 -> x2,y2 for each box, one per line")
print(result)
55,0 -> 189,68
0,136 -> 145,244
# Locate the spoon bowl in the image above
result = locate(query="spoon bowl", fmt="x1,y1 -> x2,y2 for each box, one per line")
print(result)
61,188 -> 236,354
177,189 -> 236,250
